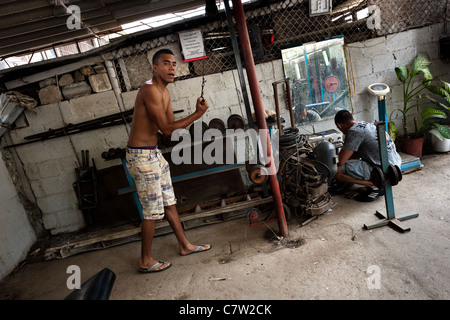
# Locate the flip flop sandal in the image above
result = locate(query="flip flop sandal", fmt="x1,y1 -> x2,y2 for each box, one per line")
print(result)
138,261 -> 172,273
181,244 -> 212,256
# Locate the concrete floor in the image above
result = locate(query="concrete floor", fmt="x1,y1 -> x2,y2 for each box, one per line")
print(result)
0,152 -> 449,302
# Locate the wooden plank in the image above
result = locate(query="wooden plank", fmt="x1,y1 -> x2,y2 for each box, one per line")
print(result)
155,196 -> 273,228
5,55 -> 104,89
177,192 -> 259,214
43,195 -> 274,259
47,227 -> 142,253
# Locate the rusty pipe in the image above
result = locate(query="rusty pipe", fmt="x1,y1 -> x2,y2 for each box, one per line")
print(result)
231,0 -> 288,237
285,79 -> 295,128
272,83 -> 283,135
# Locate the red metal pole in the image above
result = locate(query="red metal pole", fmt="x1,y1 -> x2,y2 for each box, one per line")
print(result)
231,0 -> 288,237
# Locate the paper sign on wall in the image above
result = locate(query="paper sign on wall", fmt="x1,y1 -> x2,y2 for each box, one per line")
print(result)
178,29 -> 208,63
309,0 -> 332,16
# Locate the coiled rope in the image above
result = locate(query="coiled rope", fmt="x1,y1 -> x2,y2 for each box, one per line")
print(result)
2,91 -> 37,112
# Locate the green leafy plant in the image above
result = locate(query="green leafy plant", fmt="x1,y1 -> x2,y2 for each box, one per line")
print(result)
429,123 -> 450,141
389,52 -> 450,141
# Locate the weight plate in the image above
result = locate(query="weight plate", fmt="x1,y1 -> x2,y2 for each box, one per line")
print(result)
227,114 -> 245,130
388,164 -> 402,186
370,166 -> 385,188
208,118 -> 226,134
395,165 -> 403,182
246,208 -> 261,221
249,165 -> 268,184
202,121 -> 209,132
189,121 -> 208,138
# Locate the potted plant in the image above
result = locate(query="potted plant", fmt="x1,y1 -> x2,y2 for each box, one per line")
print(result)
389,52 -> 450,157
430,123 -> 450,152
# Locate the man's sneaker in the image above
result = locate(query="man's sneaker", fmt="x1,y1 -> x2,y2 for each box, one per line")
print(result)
328,180 -> 353,195
354,187 -> 385,202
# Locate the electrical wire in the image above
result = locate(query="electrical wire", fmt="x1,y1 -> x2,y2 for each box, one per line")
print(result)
279,127 -> 307,148
55,75 -> 82,167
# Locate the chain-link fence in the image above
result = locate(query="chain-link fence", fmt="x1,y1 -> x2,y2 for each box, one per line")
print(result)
369,0 -> 448,36
106,0 -> 447,92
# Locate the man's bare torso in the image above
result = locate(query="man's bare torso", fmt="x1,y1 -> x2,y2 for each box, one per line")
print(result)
127,80 -> 170,147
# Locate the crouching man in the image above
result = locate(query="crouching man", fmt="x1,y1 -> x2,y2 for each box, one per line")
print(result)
333,110 -> 402,202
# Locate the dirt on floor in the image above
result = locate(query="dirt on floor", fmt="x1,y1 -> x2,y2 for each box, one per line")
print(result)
0,153 -> 449,305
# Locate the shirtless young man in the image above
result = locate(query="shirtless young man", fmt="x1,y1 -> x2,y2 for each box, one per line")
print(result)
126,48 -> 211,273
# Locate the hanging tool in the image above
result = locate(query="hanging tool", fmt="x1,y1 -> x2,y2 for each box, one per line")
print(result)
200,42 -> 207,104
200,74 -> 206,104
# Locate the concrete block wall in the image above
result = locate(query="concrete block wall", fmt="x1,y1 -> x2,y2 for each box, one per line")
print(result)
121,60 -> 291,129
0,155 -> 36,281
7,90 -> 128,235
4,57 -> 298,236
3,23 -> 448,238
345,23 -> 450,132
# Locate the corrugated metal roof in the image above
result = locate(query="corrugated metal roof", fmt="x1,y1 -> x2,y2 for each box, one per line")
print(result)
0,0 -> 206,58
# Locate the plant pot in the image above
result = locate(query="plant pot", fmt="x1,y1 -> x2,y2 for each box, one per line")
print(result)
398,136 -> 425,157
431,134 -> 450,152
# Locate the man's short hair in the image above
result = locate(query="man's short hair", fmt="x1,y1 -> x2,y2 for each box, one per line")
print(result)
152,49 -> 174,65
297,103 -> 306,112
334,109 -> 353,125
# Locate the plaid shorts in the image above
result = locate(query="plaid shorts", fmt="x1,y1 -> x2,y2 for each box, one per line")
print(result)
126,147 -> 177,220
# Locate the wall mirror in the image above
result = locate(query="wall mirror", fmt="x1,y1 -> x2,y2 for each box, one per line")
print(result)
281,37 -> 352,126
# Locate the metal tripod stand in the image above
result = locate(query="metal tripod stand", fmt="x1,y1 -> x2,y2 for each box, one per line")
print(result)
363,91 -> 419,232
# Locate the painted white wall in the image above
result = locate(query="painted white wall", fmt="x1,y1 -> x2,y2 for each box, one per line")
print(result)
0,155 -> 36,281
345,23 -> 450,132
6,91 -> 129,235
2,23 -> 449,239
